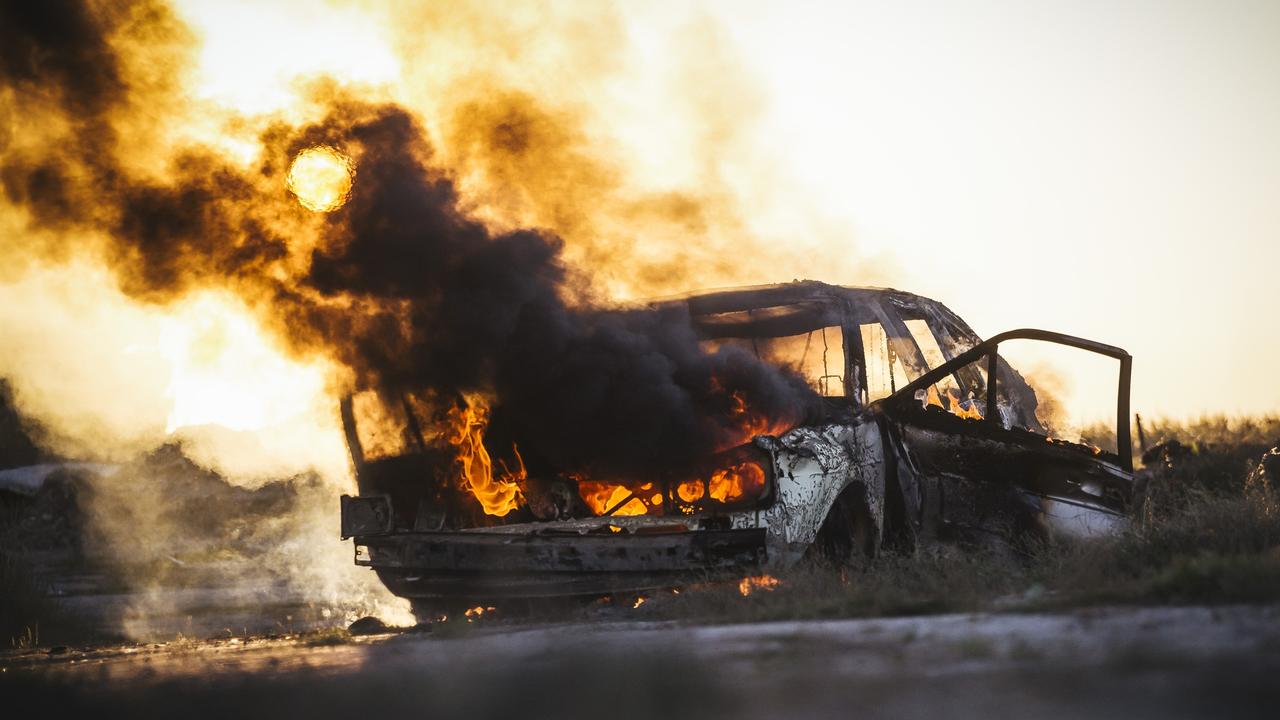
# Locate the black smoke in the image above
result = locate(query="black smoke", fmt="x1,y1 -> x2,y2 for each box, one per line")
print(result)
0,0 -> 822,479
0,0 -> 124,116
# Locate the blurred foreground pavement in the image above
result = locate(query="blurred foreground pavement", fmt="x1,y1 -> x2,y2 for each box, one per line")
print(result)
4,604 -> 1280,720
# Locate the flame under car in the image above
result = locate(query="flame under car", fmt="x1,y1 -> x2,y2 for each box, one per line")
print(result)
339,282 -> 1137,611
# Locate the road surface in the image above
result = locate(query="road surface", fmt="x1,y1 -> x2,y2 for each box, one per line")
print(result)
4,604 -> 1279,719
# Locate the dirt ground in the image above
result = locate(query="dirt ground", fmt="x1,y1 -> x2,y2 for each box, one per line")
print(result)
4,604 -> 1279,719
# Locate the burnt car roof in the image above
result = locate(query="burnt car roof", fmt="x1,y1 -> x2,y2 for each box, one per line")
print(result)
652,280 -> 982,345
654,279 -> 905,312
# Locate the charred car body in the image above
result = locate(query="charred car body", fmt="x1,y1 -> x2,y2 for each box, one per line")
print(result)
340,281 -> 1136,606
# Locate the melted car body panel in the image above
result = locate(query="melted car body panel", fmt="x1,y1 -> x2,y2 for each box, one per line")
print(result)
737,423 -> 886,566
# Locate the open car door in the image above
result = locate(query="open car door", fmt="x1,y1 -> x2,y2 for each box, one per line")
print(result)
871,328 -> 1135,545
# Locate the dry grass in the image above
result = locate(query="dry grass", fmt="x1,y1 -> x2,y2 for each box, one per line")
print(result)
0,507 -> 96,648
300,627 -> 354,647
0,551 -> 87,649
643,424 -> 1280,625
647,546 -> 1030,624
1139,415 -> 1280,448
1040,441 -> 1280,606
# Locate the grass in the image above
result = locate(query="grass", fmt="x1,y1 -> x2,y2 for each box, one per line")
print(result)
0,503 -> 97,649
0,551 -> 86,649
643,545 -> 1032,624
1040,451 -> 1280,606
300,627 -> 354,647
1139,414 -> 1280,448
640,426 -> 1280,625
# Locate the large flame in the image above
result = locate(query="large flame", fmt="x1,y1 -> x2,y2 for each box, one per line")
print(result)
445,395 -> 525,517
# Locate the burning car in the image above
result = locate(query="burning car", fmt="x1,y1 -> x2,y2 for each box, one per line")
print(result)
339,281 -> 1136,609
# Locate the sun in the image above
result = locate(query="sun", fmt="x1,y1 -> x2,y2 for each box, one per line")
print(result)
287,145 -> 354,212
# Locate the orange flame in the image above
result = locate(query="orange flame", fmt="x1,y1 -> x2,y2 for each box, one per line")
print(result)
572,381 -> 783,519
578,456 -> 768,518
738,574 -> 780,596
578,480 -> 657,516
464,605 -> 496,621
445,396 -> 524,516
923,385 -> 984,421
946,388 -> 984,421
676,479 -> 704,502
723,388 -> 793,449
924,385 -> 945,410
708,460 -> 767,503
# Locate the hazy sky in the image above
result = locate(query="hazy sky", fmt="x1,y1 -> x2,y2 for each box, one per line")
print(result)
103,0 -> 1280,427
1,0 -> 1273,476
702,0 -> 1280,420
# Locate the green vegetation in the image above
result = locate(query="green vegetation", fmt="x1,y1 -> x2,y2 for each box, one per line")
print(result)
644,419 -> 1280,624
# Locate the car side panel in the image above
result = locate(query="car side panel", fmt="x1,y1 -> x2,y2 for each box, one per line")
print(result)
732,422 -> 886,566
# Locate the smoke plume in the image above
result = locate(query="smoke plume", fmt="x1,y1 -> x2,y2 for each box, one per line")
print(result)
1,0 -> 823,482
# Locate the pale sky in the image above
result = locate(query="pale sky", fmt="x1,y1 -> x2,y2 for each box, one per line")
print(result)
4,0 -> 1274,473
706,0 -> 1280,420
169,0 -> 1280,423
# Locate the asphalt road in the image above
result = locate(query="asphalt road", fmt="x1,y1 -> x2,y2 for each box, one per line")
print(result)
5,604 -> 1280,719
